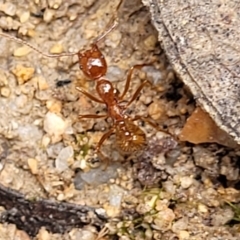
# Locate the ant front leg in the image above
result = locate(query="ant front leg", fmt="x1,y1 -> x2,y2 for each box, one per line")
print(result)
125,79 -> 152,108
119,64 -> 152,101
76,87 -> 104,104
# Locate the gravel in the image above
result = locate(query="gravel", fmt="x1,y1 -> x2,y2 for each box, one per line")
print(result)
0,0 -> 240,239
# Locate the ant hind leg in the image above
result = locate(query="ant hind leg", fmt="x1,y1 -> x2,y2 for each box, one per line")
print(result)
132,115 -> 170,135
95,127 -> 115,169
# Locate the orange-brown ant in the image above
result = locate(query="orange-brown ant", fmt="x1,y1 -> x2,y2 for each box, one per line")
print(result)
0,0 -> 167,163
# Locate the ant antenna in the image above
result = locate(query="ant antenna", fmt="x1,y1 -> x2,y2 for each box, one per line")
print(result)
0,31 -> 77,58
94,0 -> 124,44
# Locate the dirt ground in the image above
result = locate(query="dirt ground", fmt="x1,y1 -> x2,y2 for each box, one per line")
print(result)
0,0 -> 240,239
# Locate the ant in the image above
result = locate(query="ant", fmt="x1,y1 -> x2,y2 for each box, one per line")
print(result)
0,0 -> 167,163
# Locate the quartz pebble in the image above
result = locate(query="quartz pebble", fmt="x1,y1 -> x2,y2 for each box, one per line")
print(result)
37,228 -> 50,240
43,112 -> 68,143
74,163 -> 120,189
55,146 -> 73,172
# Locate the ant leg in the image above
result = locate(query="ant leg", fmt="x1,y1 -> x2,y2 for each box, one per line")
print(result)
119,64 -> 152,100
76,87 -> 104,103
95,127 -> 115,168
124,80 -> 151,107
132,115 -> 169,135
79,114 -> 107,119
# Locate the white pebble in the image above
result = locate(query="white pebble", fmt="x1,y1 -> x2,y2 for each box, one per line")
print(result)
43,112 -> 68,143
55,146 -> 73,172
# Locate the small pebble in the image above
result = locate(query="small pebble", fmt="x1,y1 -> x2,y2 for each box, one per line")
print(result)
104,204 -> 121,218
11,65 -> 35,85
55,146 -> 73,172
15,230 -> 31,240
37,228 -> 50,240
50,43 -> 64,54
178,230 -> 190,240
27,158 -> 38,175
0,2 -> 16,16
144,34 -> 157,50
48,0 -> 62,9
148,100 -> 165,120
180,176 -> 193,189
43,112 -> 68,143
46,99 -> 62,113
75,229 -> 97,240
42,135 -> 51,147
35,76 -> 49,90
19,11 -> 30,23
0,86 -> 11,97
198,203 -> 208,213
13,46 -> 31,57
43,9 -> 54,22
74,164 -> 120,189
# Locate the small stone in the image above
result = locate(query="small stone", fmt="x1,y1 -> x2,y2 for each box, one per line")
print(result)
178,230 -> 190,240
148,100 -> 166,120
144,34 -> 157,50
75,228 -> 97,240
198,203 -> 208,213
0,2 -> 17,16
211,207 -> 234,226
108,184 -> 125,207
0,87 -> 11,97
43,112 -> 68,143
74,164 -> 120,189
37,228 -> 50,240
48,0 -> 62,9
43,9 -> 54,22
154,208 -> 175,231
15,230 -> 31,240
13,46 -> 31,57
46,99 -> 62,113
50,43 -> 64,54
19,11 -> 30,23
28,158 -> 38,175
180,176 -> 193,189
35,76 -> 49,90
55,146 -> 73,172
42,135 -> 51,147
104,204 -> 121,218
11,65 -> 35,85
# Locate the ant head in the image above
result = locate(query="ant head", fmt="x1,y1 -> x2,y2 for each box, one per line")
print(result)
77,44 -> 107,80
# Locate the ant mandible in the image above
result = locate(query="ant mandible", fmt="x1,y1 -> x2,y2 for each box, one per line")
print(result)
0,0 -> 166,163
